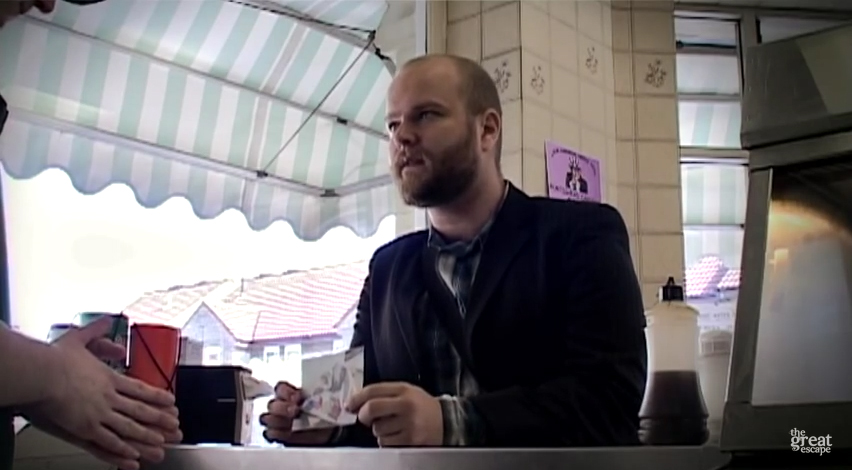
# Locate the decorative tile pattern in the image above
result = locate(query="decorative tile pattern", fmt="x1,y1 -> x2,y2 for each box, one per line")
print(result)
481,49 -> 521,102
530,65 -> 546,95
644,59 -> 667,88
585,46 -> 599,74
521,50 -> 551,106
494,60 -> 512,93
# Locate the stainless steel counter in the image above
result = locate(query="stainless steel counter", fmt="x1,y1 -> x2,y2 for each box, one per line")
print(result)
14,425 -> 730,470
141,445 -> 730,470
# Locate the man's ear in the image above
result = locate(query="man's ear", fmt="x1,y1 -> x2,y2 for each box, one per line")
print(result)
480,109 -> 501,155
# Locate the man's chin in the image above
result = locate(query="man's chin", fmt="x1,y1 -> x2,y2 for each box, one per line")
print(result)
399,191 -> 432,208
397,183 -> 434,208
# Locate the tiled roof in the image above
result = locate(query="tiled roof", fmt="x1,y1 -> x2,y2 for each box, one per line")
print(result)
123,261 -> 368,342
685,256 -> 740,298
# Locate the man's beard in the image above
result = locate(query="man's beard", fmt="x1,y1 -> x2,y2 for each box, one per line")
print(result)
394,129 -> 478,208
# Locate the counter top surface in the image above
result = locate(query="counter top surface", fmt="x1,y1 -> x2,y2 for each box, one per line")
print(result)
139,444 -> 730,470
15,423 -> 730,470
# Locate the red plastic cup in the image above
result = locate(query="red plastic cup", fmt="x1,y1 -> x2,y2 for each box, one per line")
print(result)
127,324 -> 180,393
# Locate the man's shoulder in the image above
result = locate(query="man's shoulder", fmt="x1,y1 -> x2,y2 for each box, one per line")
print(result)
368,230 -> 428,270
524,196 -> 627,233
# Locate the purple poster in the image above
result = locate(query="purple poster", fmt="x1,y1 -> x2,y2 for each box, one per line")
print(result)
545,140 -> 602,203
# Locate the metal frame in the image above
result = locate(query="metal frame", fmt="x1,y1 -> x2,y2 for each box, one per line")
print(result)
721,154 -> 852,452
0,168 -> 9,327
231,0 -> 396,75
748,130 -> 852,170
675,3 -> 852,20
680,147 -> 748,162
708,12 -> 852,451
137,444 -> 732,470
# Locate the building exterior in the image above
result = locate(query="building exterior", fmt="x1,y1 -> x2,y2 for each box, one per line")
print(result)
123,261 -> 367,365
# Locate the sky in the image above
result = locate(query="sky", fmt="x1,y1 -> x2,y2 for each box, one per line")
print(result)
1,168 -> 396,338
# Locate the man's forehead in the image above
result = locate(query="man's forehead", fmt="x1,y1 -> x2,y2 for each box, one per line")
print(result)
387,61 -> 462,110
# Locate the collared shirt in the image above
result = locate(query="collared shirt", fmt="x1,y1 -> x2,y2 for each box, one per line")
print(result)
423,182 -> 509,446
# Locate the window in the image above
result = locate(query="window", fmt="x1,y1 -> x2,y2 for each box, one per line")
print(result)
676,54 -> 739,95
676,15 -> 745,332
203,346 -> 223,366
263,346 -> 280,363
681,163 -> 747,228
675,17 -> 741,151
284,344 -> 302,362
675,17 -> 738,48
758,17 -> 849,43
1,167 -> 396,448
680,162 -> 746,332
678,100 -> 742,149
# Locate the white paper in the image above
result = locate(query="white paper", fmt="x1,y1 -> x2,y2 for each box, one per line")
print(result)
292,347 -> 364,431
242,374 -> 274,400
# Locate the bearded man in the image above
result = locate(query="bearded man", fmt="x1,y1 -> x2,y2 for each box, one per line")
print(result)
260,54 -> 647,448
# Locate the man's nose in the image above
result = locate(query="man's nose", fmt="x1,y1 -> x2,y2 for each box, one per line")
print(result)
392,121 -> 418,147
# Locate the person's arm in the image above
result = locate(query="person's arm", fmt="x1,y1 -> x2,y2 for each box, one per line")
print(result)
0,324 -> 64,408
465,204 -> 647,447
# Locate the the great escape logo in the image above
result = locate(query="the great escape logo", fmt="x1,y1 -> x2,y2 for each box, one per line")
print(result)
790,428 -> 832,456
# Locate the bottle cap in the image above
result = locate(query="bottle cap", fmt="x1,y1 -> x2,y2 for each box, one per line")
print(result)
660,276 -> 685,302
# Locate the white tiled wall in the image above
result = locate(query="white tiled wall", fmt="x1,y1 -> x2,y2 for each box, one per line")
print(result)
611,0 -> 684,306
446,1 -> 618,202
435,0 -> 684,307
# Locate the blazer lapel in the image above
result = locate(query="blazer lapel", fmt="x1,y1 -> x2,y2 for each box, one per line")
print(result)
387,255 -> 423,381
465,185 -> 533,340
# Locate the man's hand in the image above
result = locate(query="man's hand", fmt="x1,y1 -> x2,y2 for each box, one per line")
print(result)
0,0 -> 55,27
259,381 -> 334,446
346,382 -> 443,447
21,317 -> 181,470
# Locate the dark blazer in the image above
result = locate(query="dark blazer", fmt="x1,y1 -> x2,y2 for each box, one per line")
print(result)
337,184 -> 647,447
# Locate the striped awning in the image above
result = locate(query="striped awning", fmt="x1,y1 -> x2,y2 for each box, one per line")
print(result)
0,0 -> 395,241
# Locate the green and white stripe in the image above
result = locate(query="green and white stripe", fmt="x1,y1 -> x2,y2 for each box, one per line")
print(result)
681,163 -> 747,268
0,0 -> 394,241
678,100 -> 742,149
681,163 -> 747,226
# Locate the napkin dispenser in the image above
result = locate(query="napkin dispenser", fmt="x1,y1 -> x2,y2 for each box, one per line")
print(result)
175,365 -> 258,446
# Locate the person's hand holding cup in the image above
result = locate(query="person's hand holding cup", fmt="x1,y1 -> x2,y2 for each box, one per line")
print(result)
21,317 -> 181,470
126,324 -> 184,443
